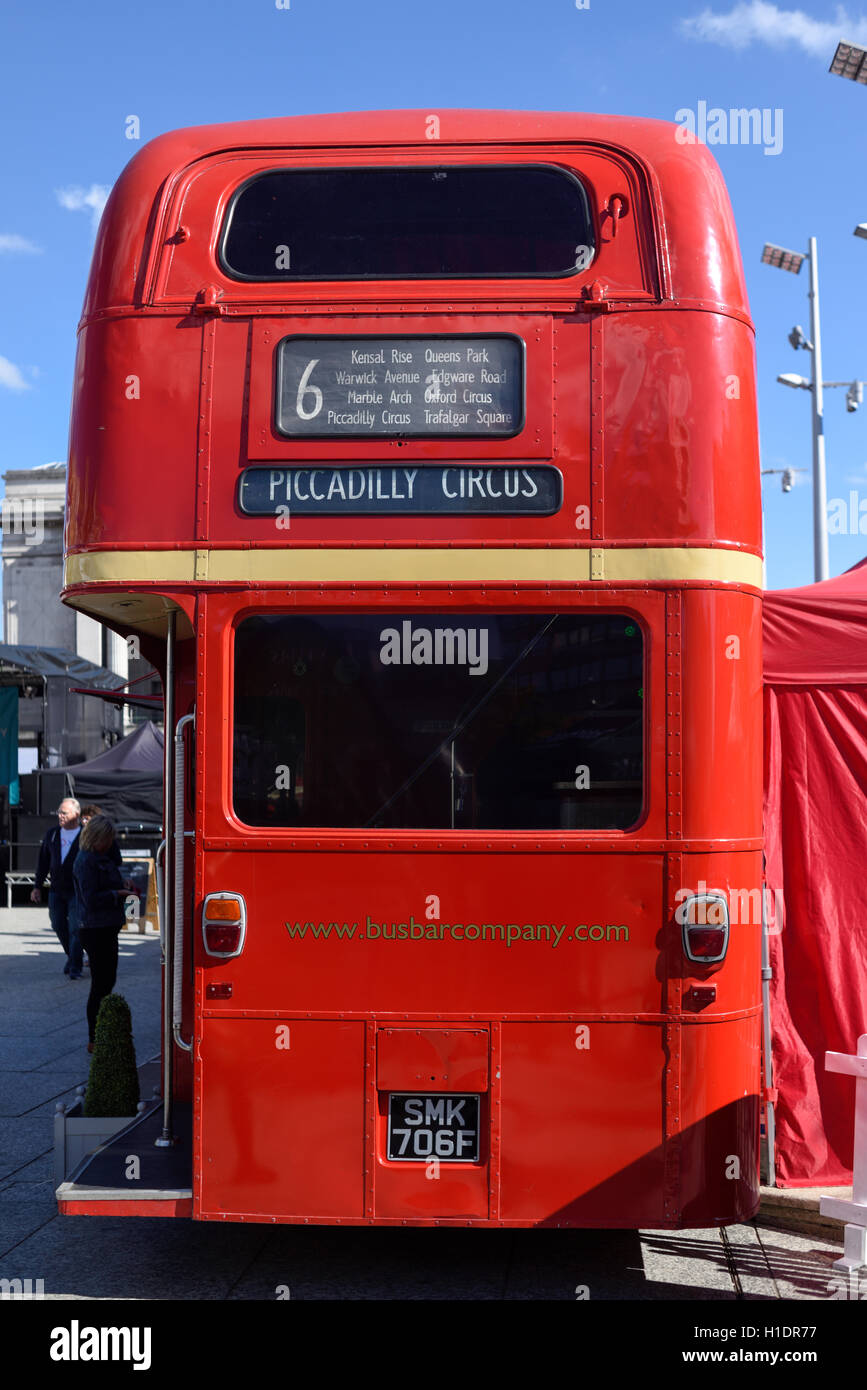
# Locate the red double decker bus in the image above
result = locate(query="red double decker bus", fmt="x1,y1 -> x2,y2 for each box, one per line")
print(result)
58,110 -> 763,1228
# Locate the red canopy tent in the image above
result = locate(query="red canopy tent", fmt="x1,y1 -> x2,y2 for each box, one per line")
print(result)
763,558 -> 867,1186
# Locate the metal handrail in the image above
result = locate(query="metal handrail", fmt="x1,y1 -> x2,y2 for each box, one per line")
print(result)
156,613 -> 176,1148
155,838 -> 166,954
761,865 -> 776,1188
173,713 -> 195,1054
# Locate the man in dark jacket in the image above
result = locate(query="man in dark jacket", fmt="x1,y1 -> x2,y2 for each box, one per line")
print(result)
30,798 -> 83,978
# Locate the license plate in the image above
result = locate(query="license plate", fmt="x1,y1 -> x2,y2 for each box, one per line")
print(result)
387,1093 -> 480,1162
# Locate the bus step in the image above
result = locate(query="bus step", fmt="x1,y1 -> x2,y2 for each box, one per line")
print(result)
56,1101 -> 193,1217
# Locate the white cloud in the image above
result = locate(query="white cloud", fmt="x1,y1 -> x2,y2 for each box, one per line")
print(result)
680,2 -> 867,56
0,356 -> 32,392
56,183 -> 111,232
0,234 -> 41,254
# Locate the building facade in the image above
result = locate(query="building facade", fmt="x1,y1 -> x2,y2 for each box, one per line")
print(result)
1,463 -> 158,770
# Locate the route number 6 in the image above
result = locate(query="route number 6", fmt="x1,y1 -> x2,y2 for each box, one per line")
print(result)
296,358 -> 323,419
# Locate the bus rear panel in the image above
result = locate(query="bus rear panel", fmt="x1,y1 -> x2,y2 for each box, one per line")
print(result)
60,111 -> 763,1227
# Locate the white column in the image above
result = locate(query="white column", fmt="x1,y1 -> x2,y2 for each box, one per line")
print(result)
105,628 -> 129,682
105,629 -> 131,731
75,611 -> 103,666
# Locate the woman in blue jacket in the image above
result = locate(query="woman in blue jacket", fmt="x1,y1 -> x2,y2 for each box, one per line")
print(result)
73,815 -> 128,1052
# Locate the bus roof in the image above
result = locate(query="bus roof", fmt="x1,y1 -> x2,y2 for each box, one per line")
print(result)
83,109 -> 750,321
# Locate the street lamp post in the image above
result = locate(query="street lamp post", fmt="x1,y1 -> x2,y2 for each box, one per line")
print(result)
762,240 -> 829,582
807,238 -> 829,582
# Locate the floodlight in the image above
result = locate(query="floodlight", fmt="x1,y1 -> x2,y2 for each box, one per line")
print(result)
788,324 -> 812,350
854,223 -> 867,241
777,373 -> 811,389
762,243 -> 805,274
830,40 -> 867,83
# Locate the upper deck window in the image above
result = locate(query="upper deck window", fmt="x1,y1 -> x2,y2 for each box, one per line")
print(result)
219,165 -> 594,280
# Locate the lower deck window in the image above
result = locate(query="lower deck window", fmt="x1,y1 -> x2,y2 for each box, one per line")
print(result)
232,613 -> 643,830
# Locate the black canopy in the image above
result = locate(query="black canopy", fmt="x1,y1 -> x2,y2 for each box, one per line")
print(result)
0,643 -> 121,685
55,721 -> 164,824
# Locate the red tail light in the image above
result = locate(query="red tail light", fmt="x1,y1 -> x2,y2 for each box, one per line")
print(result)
202,892 -> 247,958
678,893 -> 729,964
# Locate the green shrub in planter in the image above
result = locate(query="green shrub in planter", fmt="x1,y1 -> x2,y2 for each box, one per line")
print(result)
83,994 -> 140,1117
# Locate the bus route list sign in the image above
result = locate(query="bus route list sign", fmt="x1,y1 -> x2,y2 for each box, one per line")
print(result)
275,335 -> 524,439
239,464 -> 562,516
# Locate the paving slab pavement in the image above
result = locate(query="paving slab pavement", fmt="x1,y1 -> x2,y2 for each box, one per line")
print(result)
759,1182 -> 855,1240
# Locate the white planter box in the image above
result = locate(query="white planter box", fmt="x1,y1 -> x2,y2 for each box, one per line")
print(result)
54,1088 -> 147,1189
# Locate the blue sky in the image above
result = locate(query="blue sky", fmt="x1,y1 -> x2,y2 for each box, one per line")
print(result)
2,0 -> 866,590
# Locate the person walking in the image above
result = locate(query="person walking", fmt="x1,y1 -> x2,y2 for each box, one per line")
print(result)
80,804 -> 123,866
73,815 -> 128,1052
31,797 -> 84,979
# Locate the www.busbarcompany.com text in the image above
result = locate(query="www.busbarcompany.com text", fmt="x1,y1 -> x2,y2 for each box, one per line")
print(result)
284,918 -> 631,947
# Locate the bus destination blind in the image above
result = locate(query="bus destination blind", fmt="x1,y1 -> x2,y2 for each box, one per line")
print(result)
239,464 -> 562,516
275,335 -> 523,438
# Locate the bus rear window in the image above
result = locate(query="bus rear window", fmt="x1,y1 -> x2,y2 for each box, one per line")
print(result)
232,613 -> 643,831
219,165 -> 594,280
